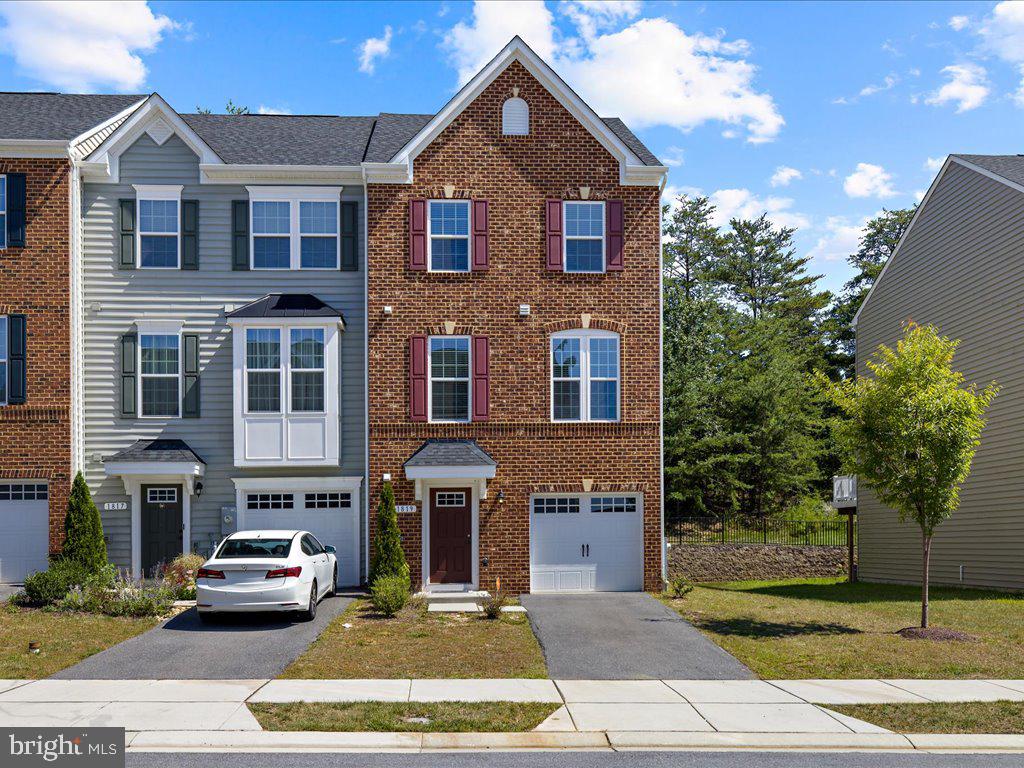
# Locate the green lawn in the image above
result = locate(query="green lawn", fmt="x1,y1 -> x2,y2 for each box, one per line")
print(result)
249,702 -> 558,732
281,599 -> 547,679
663,577 -> 1024,679
831,701 -> 1024,734
0,603 -> 157,678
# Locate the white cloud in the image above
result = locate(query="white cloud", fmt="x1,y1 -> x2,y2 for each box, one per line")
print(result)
443,1 -> 784,144
949,15 -> 970,32
358,25 -> 393,74
257,105 -> 292,115
844,162 -> 897,199
561,0 -> 641,41
859,74 -> 898,97
0,1 -> 176,92
707,188 -> 810,230
807,215 -> 869,263
769,166 -> 802,187
914,189 -> 927,202
925,63 -> 989,112
923,156 -> 945,172
976,1 -> 1024,105
662,146 -> 685,167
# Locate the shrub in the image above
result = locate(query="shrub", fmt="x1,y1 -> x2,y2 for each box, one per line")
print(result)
23,559 -> 92,606
663,577 -> 693,599
162,553 -> 205,600
480,590 -> 508,620
369,482 -> 410,587
370,575 -> 409,617
103,577 -> 175,617
62,472 -> 107,574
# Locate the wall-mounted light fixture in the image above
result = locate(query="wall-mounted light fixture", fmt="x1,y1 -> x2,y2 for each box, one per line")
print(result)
383,305 -> 393,317
383,473 -> 392,482
194,481 -> 204,497
497,490 -> 506,504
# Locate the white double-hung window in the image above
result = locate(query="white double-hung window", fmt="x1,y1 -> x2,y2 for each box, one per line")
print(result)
428,200 -> 470,272
564,201 -> 605,273
245,328 -> 281,412
140,333 -> 181,417
134,185 -> 181,269
428,336 -> 470,421
289,328 -> 325,412
243,327 -> 325,414
551,329 -> 620,422
248,187 -> 341,270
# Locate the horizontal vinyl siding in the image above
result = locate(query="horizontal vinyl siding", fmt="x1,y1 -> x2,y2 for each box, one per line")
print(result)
82,133 -> 366,572
856,161 -> 1024,591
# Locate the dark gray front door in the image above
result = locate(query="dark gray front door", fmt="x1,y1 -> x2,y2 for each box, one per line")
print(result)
141,484 -> 183,576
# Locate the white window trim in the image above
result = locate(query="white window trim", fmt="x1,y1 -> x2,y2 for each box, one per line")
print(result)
243,327 -> 283,415
288,327 -> 326,414
133,184 -> 182,270
0,314 -> 6,406
428,335 -> 472,423
426,199 -> 472,273
550,329 -> 620,423
136,319 -> 183,420
563,200 -> 606,274
0,174 -> 7,250
246,186 -> 342,271
147,487 -> 178,504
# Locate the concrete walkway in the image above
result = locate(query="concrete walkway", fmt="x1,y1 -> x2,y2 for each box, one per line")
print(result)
53,596 -> 353,680
520,593 -> 753,680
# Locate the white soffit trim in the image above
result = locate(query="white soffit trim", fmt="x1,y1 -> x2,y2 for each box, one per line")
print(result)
0,139 -> 69,158
202,164 -> 364,185
852,155 -> 1024,327
84,93 -> 223,182
231,476 -> 363,491
68,98 -> 147,154
387,36 -> 662,187
105,461 -> 205,477
245,185 -> 343,200
405,465 -> 497,480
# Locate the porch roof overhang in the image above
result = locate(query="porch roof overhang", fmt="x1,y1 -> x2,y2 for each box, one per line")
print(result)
403,439 -> 496,500
104,439 -> 206,494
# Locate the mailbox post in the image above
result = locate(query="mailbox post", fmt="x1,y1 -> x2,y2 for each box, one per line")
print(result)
832,475 -> 858,583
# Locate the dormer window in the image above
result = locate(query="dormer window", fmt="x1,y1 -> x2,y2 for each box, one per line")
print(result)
502,97 -> 529,135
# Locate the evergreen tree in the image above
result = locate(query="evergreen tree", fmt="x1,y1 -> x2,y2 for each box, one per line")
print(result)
62,471 -> 107,573
369,481 -> 409,587
662,196 -> 724,302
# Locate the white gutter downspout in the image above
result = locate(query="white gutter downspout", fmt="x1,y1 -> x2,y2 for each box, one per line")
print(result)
68,145 -> 85,477
361,165 -> 371,585
658,174 -> 667,586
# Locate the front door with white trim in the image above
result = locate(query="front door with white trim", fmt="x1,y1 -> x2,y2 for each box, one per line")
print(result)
530,494 -> 643,592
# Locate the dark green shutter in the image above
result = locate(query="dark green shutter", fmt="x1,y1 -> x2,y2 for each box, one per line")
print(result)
6,173 -> 26,248
181,200 -> 198,270
340,201 -> 357,271
232,200 -> 249,270
119,199 -> 136,269
7,314 -> 26,404
182,333 -> 200,418
120,333 -> 137,417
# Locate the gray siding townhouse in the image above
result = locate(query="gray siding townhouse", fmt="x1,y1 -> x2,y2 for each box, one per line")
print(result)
78,98 -> 369,583
854,154 -> 1024,591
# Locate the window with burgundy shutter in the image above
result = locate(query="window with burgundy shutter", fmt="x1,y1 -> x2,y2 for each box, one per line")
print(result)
546,199 -> 563,270
606,200 -> 624,270
471,200 -> 489,271
409,335 -> 428,420
409,199 -> 427,270
471,336 -> 489,420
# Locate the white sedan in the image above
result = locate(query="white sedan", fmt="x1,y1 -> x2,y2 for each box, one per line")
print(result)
196,530 -> 337,622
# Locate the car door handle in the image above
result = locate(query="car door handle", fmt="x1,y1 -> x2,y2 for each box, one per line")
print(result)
581,544 -> 585,558
585,544 -> 590,557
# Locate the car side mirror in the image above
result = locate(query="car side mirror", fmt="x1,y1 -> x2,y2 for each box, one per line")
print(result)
324,545 -> 336,554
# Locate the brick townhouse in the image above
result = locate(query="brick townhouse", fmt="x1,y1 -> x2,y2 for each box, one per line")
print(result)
0,38 -> 666,593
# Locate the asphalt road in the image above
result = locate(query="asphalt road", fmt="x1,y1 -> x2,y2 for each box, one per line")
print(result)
54,594 -> 353,679
127,751 -> 1024,768
520,592 -> 754,679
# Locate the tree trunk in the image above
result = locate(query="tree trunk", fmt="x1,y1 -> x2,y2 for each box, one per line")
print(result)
921,532 -> 932,629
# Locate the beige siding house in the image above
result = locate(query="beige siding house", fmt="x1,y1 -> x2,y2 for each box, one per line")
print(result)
854,155 -> 1024,591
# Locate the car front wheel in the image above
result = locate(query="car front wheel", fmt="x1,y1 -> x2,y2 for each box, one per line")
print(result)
327,565 -> 337,597
300,581 -> 318,622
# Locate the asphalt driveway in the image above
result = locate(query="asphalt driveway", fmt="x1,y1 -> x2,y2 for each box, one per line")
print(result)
53,594 -> 353,680
519,592 -> 753,680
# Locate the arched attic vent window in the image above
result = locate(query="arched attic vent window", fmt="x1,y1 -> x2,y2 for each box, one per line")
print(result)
502,97 -> 529,135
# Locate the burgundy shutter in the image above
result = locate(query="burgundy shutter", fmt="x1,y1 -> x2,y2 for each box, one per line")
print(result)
545,199 -> 563,271
471,199 -> 489,271
471,336 -> 489,421
409,198 -> 427,270
606,200 -> 624,271
409,335 -> 428,421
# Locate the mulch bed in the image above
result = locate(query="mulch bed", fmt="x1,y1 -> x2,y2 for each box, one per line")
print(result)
897,626 -> 979,642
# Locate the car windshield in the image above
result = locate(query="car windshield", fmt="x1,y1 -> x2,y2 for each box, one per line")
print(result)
217,537 -> 293,559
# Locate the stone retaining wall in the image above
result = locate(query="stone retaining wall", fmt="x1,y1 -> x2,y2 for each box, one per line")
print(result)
668,543 -> 849,583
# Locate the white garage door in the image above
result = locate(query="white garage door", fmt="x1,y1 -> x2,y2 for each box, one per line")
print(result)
0,483 -> 49,584
530,494 -> 643,592
241,491 -> 359,587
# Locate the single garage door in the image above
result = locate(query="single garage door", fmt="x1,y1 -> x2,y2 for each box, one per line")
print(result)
0,482 -> 49,584
530,494 -> 643,592
241,491 -> 359,587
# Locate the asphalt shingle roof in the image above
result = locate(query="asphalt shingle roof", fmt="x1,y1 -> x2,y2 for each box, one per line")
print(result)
0,93 -> 143,141
227,293 -> 344,320
182,113 -> 377,165
404,439 -> 497,467
364,113 -> 434,163
953,154 -> 1024,189
106,439 -> 205,465
602,117 -> 661,166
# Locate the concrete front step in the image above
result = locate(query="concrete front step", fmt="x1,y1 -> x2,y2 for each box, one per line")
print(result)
420,590 -> 490,613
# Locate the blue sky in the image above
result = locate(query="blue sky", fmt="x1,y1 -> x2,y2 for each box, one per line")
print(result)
1,0 -> 1023,294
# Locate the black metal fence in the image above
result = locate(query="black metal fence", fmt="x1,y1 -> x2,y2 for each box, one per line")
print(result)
665,516 -> 855,547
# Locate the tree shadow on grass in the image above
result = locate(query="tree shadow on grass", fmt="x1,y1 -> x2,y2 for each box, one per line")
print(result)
703,580 -> 1009,605
690,615 -> 862,639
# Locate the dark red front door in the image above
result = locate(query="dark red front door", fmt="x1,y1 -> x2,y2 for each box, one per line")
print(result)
430,488 -> 472,583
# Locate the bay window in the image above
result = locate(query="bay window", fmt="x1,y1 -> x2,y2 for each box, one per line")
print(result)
245,328 -> 281,412
550,330 -> 620,422
290,328 -> 325,412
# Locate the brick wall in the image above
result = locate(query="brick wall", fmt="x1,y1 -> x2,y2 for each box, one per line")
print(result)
367,61 -> 662,592
0,157 -> 72,554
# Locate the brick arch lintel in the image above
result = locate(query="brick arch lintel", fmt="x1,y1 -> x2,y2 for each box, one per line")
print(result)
425,323 -> 477,336
529,481 -> 648,494
540,316 -> 627,335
